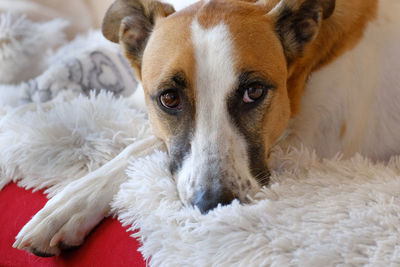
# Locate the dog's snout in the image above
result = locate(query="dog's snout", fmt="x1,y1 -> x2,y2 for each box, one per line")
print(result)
192,187 -> 235,214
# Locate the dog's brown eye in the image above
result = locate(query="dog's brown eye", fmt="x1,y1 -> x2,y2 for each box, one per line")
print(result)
243,84 -> 264,103
160,90 -> 180,109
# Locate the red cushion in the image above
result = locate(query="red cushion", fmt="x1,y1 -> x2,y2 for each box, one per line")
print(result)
0,183 -> 145,267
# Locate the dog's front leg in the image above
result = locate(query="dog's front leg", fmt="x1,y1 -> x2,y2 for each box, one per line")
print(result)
13,135 -> 162,257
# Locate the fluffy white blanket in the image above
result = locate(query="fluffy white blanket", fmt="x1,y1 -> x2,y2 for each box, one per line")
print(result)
1,12 -> 400,267
116,149 -> 400,266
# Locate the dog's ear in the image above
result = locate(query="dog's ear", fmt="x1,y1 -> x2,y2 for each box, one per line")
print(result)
102,0 -> 175,79
267,0 -> 335,64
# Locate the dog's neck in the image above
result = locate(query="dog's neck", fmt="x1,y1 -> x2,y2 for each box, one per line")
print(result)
286,0 -> 378,116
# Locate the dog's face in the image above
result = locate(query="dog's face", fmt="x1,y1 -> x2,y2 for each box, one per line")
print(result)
103,0 -> 335,213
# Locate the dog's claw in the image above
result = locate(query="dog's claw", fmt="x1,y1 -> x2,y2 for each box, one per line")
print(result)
12,239 -> 24,249
50,232 -> 63,247
15,236 -> 31,250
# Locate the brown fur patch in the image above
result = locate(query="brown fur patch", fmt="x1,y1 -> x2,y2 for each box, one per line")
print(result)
283,0 -> 378,115
141,9 -> 198,144
222,3 -> 291,156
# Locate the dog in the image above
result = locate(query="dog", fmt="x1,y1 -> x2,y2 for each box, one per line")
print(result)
13,0 -> 400,257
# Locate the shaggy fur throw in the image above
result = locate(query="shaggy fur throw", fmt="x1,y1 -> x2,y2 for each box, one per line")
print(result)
1,11 -> 400,267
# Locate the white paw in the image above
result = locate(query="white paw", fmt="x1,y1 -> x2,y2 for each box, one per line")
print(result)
12,136 -> 159,257
13,185 -> 110,257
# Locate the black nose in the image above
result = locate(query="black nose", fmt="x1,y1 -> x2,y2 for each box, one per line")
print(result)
192,187 -> 235,214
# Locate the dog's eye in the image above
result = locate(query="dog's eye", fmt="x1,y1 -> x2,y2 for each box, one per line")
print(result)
160,90 -> 181,109
243,83 -> 265,103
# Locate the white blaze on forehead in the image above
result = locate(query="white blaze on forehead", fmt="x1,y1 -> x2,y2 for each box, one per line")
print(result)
175,19 -> 259,203
190,20 -> 236,142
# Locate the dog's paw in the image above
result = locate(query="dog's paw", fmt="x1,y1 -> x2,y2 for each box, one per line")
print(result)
13,186 -> 109,257
11,137 -> 149,257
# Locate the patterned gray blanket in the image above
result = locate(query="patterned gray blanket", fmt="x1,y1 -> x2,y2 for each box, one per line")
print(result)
0,12 -> 137,108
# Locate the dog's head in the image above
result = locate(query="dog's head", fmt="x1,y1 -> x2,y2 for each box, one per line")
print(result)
103,0 -> 335,213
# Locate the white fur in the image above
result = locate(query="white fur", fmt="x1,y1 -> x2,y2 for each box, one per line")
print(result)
0,92 -> 151,193
286,0 -> 400,161
3,0 -> 400,263
0,12 -> 67,84
165,0 -> 198,10
13,135 -> 162,256
6,90 -> 400,264
176,20 -> 258,205
114,147 -> 400,266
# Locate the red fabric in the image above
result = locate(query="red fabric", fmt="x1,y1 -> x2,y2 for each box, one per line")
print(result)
0,183 -> 146,267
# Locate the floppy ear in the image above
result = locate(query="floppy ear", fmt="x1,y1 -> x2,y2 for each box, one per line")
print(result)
102,0 -> 175,79
268,0 -> 335,64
